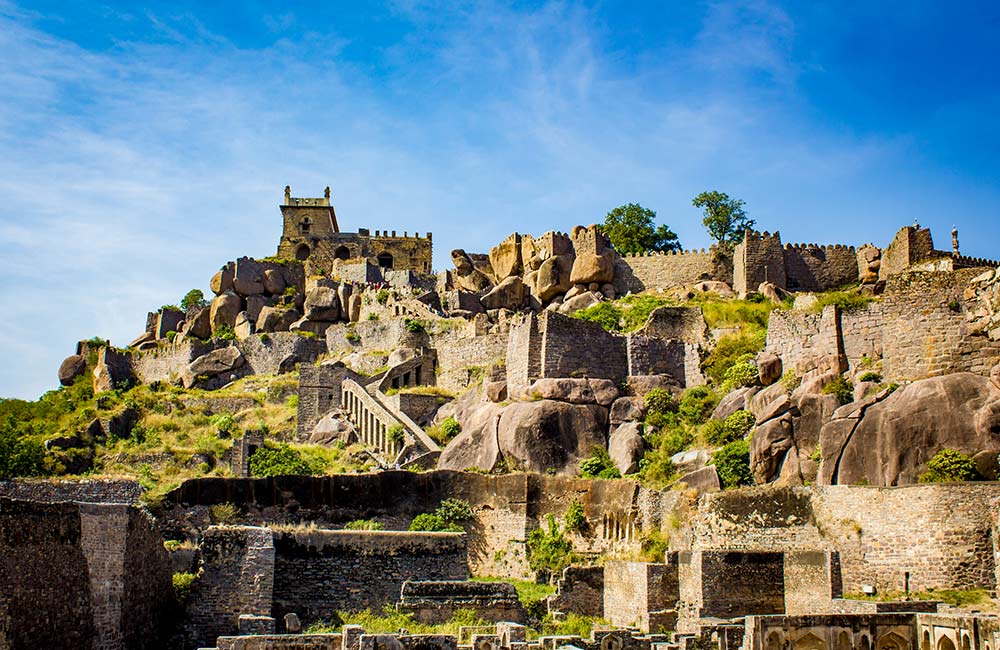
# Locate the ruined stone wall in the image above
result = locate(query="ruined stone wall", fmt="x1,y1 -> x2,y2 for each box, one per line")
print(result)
881,270 -> 1000,380
297,364 -> 352,440
784,551 -> 843,616
539,311 -> 628,382
549,566 -> 605,617
0,498 -> 172,650
763,306 -> 840,374
735,231 -> 787,295
838,304 -> 885,368
132,338 -> 221,384
626,337 -> 704,387
604,560 -> 679,632
880,226 -> 936,279
271,531 -> 468,625
744,613 -> 918,650
506,313 -> 542,395
238,333 -> 327,376
784,244 -> 860,292
186,526 -> 275,648
430,324 -> 508,394
0,498 -> 96,648
698,551 -> 785,619
686,484 -> 1000,594
616,249 -> 724,293
369,233 -> 434,275
0,478 -> 143,504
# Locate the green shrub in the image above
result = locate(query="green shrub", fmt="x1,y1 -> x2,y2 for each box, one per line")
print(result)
213,325 -> 236,341
571,302 -> 623,332
822,376 -> 854,405
619,294 -> 674,331
404,318 -> 425,333
367,313 -> 379,321
579,445 -> 620,479
781,370 -> 801,393
919,449 -> 980,483
173,571 -> 196,603
387,424 -> 405,446
705,410 -> 755,446
345,330 -> 361,344
678,386 -> 719,425
345,519 -> 384,530
441,417 -> 462,437
259,332 -> 270,344
712,440 -> 753,489
638,452 -> 675,489
658,425 -> 694,457
720,356 -> 759,393
249,443 -> 315,477
811,290 -> 874,313
409,512 -> 462,532
526,514 -> 574,581
285,394 -> 299,409
702,329 -> 767,386
436,498 -> 473,524
563,500 -> 586,532
376,289 -> 390,305
858,371 -> 882,383
644,388 -> 676,416
209,413 -> 238,437
0,421 -> 45,479
180,289 -> 208,311
165,330 -> 177,342
639,528 -> 669,562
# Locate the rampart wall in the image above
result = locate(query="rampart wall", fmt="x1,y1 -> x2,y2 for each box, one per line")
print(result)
616,249 -> 724,293
0,478 -> 143,504
0,498 -> 173,650
783,244 -> 859,292
685,484 -> 1000,595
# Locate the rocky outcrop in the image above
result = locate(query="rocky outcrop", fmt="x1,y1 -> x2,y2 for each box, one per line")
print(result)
210,292 -> 242,333
451,249 -> 494,292
58,355 -> 87,386
304,286 -> 341,321
188,346 -> 244,379
608,422 -> 645,475
818,373 -> 1000,486
535,255 -> 574,302
525,378 -> 619,407
480,276 -> 526,311
489,233 -> 523,280
496,400 -> 607,475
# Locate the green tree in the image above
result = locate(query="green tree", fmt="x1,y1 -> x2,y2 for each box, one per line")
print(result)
602,203 -> 681,255
692,191 -> 754,249
248,444 -> 314,477
919,449 -> 980,483
180,289 -> 208,311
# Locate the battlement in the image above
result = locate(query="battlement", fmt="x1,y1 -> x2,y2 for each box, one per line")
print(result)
785,242 -> 857,253
622,247 -> 714,258
744,229 -> 783,244
371,230 -> 433,241
283,185 -> 331,207
952,253 -> 1000,268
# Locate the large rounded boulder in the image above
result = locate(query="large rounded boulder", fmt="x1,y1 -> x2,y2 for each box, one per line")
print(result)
818,373 -> 1000,486
496,400 -> 607,475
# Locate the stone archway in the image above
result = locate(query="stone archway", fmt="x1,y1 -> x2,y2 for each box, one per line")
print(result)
923,631 -> 932,650
878,632 -> 908,650
938,636 -> 957,650
377,252 -> 393,269
794,633 -> 827,650
767,632 -> 784,650
334,245 -> 350,260
838,631 -> 852,650
295,243 -> 310,261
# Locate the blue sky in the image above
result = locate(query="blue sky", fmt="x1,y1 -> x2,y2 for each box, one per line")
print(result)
1,1 -> 999,400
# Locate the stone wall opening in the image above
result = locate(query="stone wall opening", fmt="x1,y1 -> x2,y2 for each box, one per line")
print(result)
378,252 -> 394,269
296,244 -> 310,261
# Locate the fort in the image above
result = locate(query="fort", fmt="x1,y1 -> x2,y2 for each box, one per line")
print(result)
7,187 -> 1000,650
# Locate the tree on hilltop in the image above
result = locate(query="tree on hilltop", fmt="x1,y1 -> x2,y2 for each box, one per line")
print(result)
602,203 -> 681,255
692,191 -> 754,250
181,289 -> 208,311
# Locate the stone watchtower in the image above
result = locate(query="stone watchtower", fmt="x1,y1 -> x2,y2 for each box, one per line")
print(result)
278,186 -> 340,262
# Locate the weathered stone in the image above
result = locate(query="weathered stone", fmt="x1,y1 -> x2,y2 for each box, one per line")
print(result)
608,422 -> 645,475
245,295 -> 269,323
262,268 -> 286,295
92,347 -> 133,394
757,351 -> 783,386
290,317 -> 333,336
819,373 -> 1000,486
489,233 -> 523,279
128,332 -> 155,348
991,363 -> 1000,390
536,254 -> 575,302
451,250 -> 495,292
232,258 -> 265,296
186,307 -> 211,339
485,380 -> 508,403
348,294 -> 362,322
588,379 -> 620,407
610,397 -> 647,425
480,276 -> 525,311
671,448 -> 711,475
792,293 -> 819,311
58,355 -> 87,386
570,252 -> 614,285
309,412 -> 356,446
304,286 -> 341,321
755,393 -> 792,425
675,465 -> 721,495
155,309 -> 185,339
711,386 -> 759,421
496,400 -> 608,475
557,291 -> 601,315
626,375 -> 680,396
210,263 -> 234,295
758,281 -> 787,305
234,311 -> 254,340
189,346 -> 244,377
210,291 -> 242,333
527,378 -> 601,404
337,283 -> 353,316
284,613 -> 302,634
438,401 -> 505,473
750,414 -> 794,484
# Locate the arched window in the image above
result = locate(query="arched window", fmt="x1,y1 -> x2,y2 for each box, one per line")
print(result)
938,637 -> 957,650
334,245 -> 350,260
295,244 -> 310,260
377,252 -> 394,269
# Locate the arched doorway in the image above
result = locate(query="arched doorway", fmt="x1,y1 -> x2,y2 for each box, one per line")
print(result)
794,633 -> 826,650
938,637 -> 957,650
377,252 -> 393,269
923,631 -> 932,650
878,632 -> 908,650
334,245 -> 350,260
838,631 -> 851,650
295,243 -> 310,261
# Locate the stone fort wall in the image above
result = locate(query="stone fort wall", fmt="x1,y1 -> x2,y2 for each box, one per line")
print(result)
0,498 -> 173,650
765,269 -> 1000,380
685,484 -> 1000,594
615,249 -> 726,293
0,478 -> 143,504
